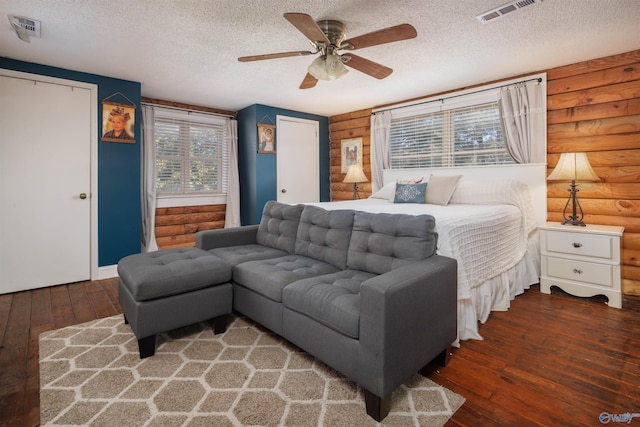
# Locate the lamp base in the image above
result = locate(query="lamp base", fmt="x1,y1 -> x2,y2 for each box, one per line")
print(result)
561,219 -> 587,227
352,183 -> 359,200
562,180 -> 587,227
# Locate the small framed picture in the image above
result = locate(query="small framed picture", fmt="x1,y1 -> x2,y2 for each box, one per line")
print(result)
258,124 -> 276,153
101,102 -> 136,143
341,137 -> 362,173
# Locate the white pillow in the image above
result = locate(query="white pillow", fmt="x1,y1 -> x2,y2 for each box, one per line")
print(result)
425,174 -> 462,205
369,181 -> 396,200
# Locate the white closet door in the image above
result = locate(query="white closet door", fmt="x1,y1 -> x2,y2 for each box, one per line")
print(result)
276,116 -> 319,204
0,75 -> 92,293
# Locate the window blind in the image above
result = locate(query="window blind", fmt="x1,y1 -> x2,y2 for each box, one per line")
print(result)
155,112 -> 228,195
389,101 -> 513,169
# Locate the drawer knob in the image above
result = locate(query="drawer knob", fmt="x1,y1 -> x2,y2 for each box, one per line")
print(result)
572,242 -> 582,248
573,268 -> 583,274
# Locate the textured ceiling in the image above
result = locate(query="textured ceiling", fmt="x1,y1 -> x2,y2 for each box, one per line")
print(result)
1,0 -> 640,116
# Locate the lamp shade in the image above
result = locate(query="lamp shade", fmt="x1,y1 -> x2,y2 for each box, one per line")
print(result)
308,53 -> 348,81
308,56 -> 330,81
324,54 -> 348,79
547,152 -> 599,182
343,164 -> 368,183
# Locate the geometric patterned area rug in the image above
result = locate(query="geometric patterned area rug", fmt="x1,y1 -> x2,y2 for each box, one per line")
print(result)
40,315 -> 465,426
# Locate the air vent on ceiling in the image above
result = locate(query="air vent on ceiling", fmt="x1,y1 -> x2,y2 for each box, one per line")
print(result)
476,0 -> 541,23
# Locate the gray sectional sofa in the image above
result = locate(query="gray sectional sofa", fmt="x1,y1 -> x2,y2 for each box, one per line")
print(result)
119,200 -> 457,421
195,201 -> 458,421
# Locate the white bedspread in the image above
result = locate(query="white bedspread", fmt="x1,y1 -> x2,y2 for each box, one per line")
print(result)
308,199 -> 523,300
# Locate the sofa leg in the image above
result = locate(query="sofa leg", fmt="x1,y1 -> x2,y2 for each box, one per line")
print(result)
123,314 -> 129,325
435,345 -> 453,367
363,389 -> 391,422
137,335 -> 156,359
211,314 -> 228,334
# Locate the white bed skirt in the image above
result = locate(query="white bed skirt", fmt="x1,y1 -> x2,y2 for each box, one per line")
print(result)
457,231 -> 541,343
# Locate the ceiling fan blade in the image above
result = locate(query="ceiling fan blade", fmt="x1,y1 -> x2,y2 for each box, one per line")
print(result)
341,53 -> 392,79
238,51 -> 313,62
343,24 -> 417,50
284,13 -> 330,45
300,73 -> 318,89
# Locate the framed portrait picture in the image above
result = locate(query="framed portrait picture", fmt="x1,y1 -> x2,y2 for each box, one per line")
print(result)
101,101 -> 136,143
341,137 -> 363,173
258,124 -> 276,154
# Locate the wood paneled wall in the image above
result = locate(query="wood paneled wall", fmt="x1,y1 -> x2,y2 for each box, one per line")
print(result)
155,204 -> 226,249
330,109 -> 373,200
546,50 -> 640,295
329,49 -> 640,295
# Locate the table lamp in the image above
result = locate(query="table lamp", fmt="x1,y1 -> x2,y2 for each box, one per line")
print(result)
343,164 -> 368,200
547,152 -> 599,226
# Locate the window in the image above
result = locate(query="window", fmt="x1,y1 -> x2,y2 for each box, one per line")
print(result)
389,98 -> 514,169
154,109 -> 229,197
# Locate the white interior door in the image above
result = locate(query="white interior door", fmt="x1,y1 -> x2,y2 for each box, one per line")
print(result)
276,116 -> 319,204
0,74 -> 93,294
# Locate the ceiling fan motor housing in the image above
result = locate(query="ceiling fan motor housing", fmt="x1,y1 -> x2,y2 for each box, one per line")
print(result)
316,20 -> 347,48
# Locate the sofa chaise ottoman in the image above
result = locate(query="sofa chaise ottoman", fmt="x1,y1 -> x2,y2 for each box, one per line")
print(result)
117,246 -> 233,358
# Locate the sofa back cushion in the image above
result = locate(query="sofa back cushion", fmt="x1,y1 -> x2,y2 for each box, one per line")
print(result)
347,211 -> 438,275
294,205 -> 355,270
256,201 -> 305,254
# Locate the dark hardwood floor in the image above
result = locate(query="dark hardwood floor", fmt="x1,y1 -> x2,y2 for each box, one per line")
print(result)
1,279 -> 639,426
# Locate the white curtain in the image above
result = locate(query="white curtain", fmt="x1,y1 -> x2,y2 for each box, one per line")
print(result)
498,81 -> 545,164
370,110 -> 392,192
225,119 -> 241,228
141,105 -> 159,252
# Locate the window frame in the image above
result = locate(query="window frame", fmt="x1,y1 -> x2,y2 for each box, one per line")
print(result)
153,108 -> 228,208
383,73 -> 547,170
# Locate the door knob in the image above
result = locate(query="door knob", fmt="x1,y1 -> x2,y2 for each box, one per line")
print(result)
79,193 -> 87,199
281,189 -> 287,193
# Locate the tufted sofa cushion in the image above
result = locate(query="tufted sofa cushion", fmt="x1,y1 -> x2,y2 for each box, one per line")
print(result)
233,255 -> 339,302
209,244 -> 288,267
294,205 -> 355,270
117,247 -> 232,302
282,269 -> 376,339
256,201 -> 305,254
347,212 -> 438,275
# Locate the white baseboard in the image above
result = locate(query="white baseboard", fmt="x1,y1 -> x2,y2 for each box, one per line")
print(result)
97,265 -> 118,280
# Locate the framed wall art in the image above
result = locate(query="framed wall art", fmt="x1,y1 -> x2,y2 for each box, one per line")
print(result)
101,101 -> 136,143
341,137 -> 362,173
258,124 -> 276,153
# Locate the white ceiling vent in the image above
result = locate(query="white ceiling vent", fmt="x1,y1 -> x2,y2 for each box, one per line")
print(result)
7,15 -> 41,43
476,0 -> 542,23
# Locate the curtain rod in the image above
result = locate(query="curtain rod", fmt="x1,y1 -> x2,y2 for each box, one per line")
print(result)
141,102 -> 235,119
372,77 -> 542,115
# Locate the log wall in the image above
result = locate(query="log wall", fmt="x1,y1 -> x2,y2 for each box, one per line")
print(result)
155,204 -> 226,249
546,50 -> 640,295
329,49 -> 640,295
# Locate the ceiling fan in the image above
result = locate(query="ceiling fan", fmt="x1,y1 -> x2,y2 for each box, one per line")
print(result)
238,13 -> 417,89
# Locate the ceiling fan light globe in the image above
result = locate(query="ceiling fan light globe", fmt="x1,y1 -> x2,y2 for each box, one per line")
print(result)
325,54 -> 348,80
307,56 -> 331,81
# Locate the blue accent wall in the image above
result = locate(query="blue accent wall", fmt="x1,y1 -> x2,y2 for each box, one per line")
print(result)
1,57 -> 142,267
237,104 -> 330,225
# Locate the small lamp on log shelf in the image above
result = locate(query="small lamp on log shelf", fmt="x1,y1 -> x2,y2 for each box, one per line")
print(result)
343,164 -> 368,200
547,152 -> 599,227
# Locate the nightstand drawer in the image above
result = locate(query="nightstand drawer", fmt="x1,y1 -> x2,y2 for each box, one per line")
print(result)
545,257 -> 613,287
545,230 -> 613,259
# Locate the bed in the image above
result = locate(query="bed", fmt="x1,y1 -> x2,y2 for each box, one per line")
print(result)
310,163 -> 546,343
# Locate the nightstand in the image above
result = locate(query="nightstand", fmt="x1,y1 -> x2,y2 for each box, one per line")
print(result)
539,222 -> 624,308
